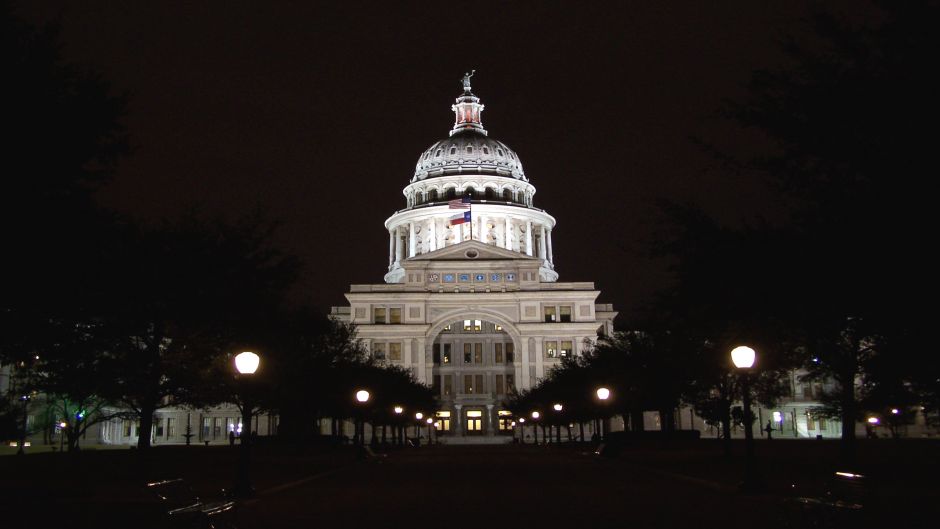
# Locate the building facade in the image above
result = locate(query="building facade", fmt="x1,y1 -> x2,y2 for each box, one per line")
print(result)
330,76 -> 617,442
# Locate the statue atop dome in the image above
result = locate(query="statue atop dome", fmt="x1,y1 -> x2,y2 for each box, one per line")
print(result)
461,70 -> 475,93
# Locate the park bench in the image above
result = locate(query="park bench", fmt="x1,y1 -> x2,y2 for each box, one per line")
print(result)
145,478 -> 238,529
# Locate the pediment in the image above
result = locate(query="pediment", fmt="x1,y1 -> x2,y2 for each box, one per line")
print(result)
408,240 -> 538,262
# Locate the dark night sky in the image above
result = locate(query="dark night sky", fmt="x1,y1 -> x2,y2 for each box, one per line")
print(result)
19,1 -> 857,322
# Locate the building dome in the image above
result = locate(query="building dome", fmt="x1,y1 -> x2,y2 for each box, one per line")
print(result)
411,76 -> 526,182
413,131 -> 526,182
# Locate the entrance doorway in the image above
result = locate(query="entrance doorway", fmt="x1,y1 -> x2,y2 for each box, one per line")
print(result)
466,410 -> 483,434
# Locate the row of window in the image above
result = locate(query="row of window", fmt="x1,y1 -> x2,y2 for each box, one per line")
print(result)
409,187 -> 532,207
544,306 -> 572,323
428,272 -> 518,284
428,410 -> 515,433
432,342 -> 515,365
432,373 -> 516,396
372,342 -> 402,361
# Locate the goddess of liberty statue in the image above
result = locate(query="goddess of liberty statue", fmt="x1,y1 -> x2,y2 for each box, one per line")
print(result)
461,70 -> 475,93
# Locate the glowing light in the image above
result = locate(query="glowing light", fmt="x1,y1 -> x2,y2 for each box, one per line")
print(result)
519,418 -> 525,423
730,346 -> 756,369
355,390 -> 370,403
394,406 -> 403,414
891,408 -> 899,415
553,403 -> 563,412
234,351 -> 260,374
596,387 -> 610,400
59,422 -> 67,428
773,411 -> 783,423
531,411 -> 540,419
426,418 -> 433,424
835,472 -> 864,479
867,417 -> 879,424
415,412 -> 423,420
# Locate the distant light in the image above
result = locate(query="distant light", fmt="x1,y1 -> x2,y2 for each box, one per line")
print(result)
234,351 -> 260,374
394,406 -> 403,414
731,346 -> 756,369
519,418 -> 525,423
511,421 -> 516,427
835,472 -> 864,479
891,408 -> 899,415
415,412 -> 423,420
867,417 -> 879,424
596,387 -> 610,400
237,422 -> 243,433
426,418 -> 433,424
812,357 -> 820,363
531,411 -> 540,419
355,390 -> 370,403
34,355 -> 40,360
772,411 -> 783,423
553,403 -> 563,412
59,422 -> 67,428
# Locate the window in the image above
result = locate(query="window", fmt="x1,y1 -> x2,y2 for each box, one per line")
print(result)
474,343 -> 483,364
166,417 -> 176,438
443,344 -> 451,364
155,417 -> 164,437
464,343 -> 472,363
560,341 -> 573,358
498,410 -> 513,431
544,307 -> 557,322
506,374 -> 515,392
476,374 -> 485,393
483,147 -> 489,155
443,375 -> 453,396
435,149 -> 442,157
465,186 -> 475,198
433,344 -> 441,364
502,189 -> 512,201
125,420 -> 135,437
545,341 -> 558,358
201,418 -> 210,439
463,320 -> 472,331
390,308 -> 401,324
466,145 -> 473,153
429,189 -> 439,201
435,411 -> 451,431
389,342 -> 402,361
463,319 -> 482,332
802,384 -> 813,398
445,188 -> 456,200
374,307 -> 386,324
495,374 -> 504,395
433,375 -> 441,393
213,418 -> 222,439
495,324 -> 503,331
416,191 -> 424,204
506,343 -> 515,363
464,375 -> 474,393
450,147 -> 456,155
466,410 -> 482,432
495,343 -> 503,364
485,188 -> 495,200
806,412 -> 816,430
497,148 -> 504,156
373,343 -> 386,360
560,306 -> 572,322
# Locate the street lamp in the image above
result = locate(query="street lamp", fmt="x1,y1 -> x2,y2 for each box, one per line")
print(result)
519,417 -> 526,444
730,345 -> 761,492
233,351 -> 260,498
414,412 -> 423,440
531,411 -> 540,445
354,389 -> 370,446
595,387 -> 611,441
426,417 -> 434,444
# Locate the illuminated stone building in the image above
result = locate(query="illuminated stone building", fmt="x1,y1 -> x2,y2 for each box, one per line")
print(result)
330,75 -> 617,442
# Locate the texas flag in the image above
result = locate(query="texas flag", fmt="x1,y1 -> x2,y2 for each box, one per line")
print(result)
449,211 -> 471,226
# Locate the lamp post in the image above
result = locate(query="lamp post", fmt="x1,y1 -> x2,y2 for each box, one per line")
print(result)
531,411 -> 540,445
233,351 -> 260,498
595,387 -> 610,441
426,417 -> 434,444
414,412 -> 423,441
394,406 -> 403,445
553,403 -> 563,443
355,389 -> 370,446
731,345 -> 761,492
518,417 -> 526,444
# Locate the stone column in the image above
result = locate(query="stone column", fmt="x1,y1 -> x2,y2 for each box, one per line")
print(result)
479,215 -> 486,243
504,216 -> 512,250
429,218 -> 437,252
388,229 -> 395,269
486,404 -> 494,434
539,224 -> 547,261
455,404 -> 463,436
525,221 -> 533,256
409,222 -> 416,257
547,228 -> 554,265
394,227 -> 403,265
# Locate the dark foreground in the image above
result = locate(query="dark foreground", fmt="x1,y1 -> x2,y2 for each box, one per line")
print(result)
2,439 -> 938,529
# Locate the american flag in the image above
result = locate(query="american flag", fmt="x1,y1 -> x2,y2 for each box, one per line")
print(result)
448,197 -> 471,209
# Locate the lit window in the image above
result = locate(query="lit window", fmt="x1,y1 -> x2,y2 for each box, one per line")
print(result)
464,343 -> 472,363
545,341 -> 558,358
390,308 -> 401,324
560,341 -> 573,358
374,308 -> 386,324
467,410 -> 482,417
495,324 -> 503,331
544,307 -> 557,323
474,320 -> 482,331
444,324 -> 452,331
443,344 -> 451,364
464,319 -> 472,331
560,306 -> 572,323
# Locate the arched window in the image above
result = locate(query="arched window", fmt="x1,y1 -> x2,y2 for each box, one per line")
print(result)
465,186 -> 476,198
416,191 -> 424,204
502,189 -> 512,201
450,147 -> 457,155
428,189 -> 439,201
466,146 -> 473,154
445,187 -> 456,200
424,152 -> 430,160
436,149 -> 442,157
484,187 -> 495,200
497,148 -> 504,156
483,147 -> 489,155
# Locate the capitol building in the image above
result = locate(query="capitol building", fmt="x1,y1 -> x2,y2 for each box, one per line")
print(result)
330,75 -> 617,441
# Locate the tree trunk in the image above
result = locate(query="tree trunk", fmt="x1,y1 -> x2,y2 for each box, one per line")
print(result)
630,410 -> 645,432
721,405 -> 732,458
660,408 -> 676,433
839,375 -> 857,464
138,402 -> 156,450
